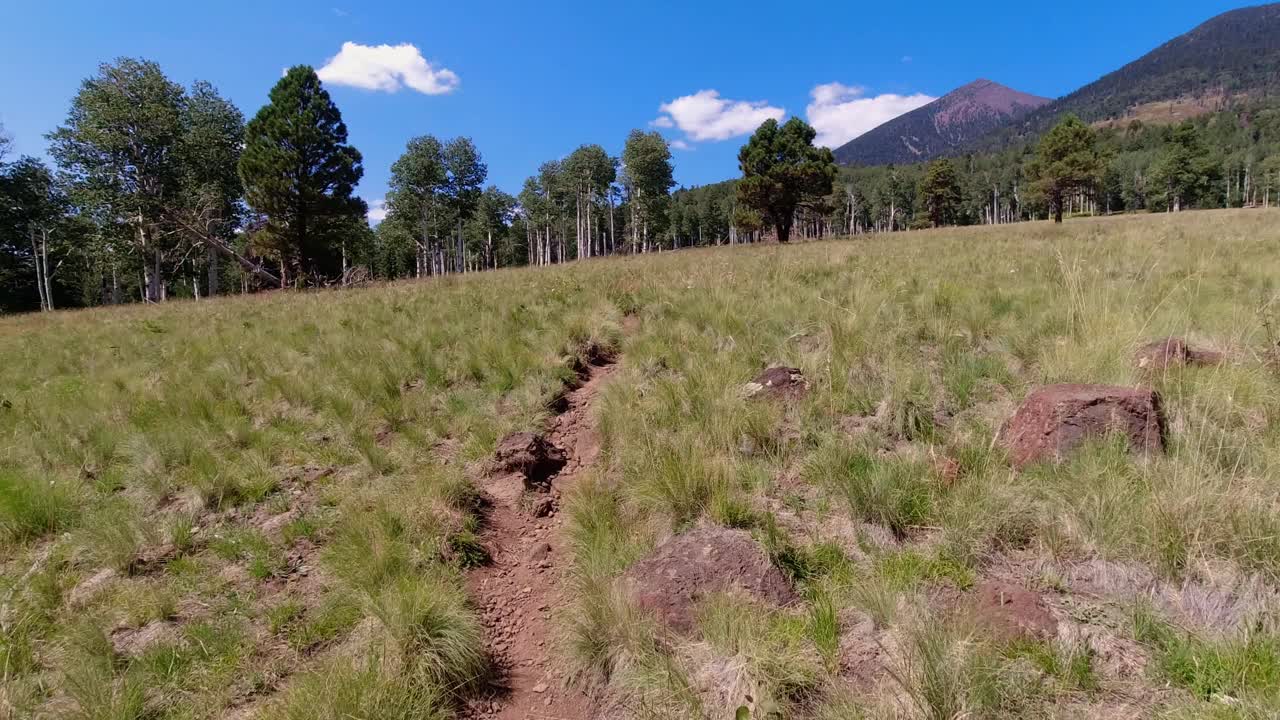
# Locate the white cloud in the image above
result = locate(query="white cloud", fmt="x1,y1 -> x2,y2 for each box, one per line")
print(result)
654,90 -> 784,142
901,55 -> 913,63
366,198 -> 387,224
317,42 -> 459,95
805,82 -> 935,148
332,7 -> 349,17
670,139 -> 692,151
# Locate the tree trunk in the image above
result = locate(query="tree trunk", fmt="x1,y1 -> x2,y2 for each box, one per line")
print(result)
207,247 -> 220,297
30,228 -> 48,312
341,238 -> 349,286
41,229 -> 55,310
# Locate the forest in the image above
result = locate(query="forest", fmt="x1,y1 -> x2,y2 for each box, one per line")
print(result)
676,102 -> 1280,241
3,57 -> 1280,314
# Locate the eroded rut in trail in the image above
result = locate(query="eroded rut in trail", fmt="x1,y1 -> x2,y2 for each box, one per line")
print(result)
464,355 -> 616,720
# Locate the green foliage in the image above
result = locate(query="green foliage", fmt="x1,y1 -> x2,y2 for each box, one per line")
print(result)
0,467 -> 79,543
367,573 -> 488,696
259,656 -> 450,720
919,158 -> 963,227
1151,121 -> 1217,211
620,129 -> 676,248
239,66 -> 365,283
875,549 -> 975,591
1135,606 -> 1280,703
736,117 -> 837,242
807,445 -> 936,537
1028,114 -> 1105,222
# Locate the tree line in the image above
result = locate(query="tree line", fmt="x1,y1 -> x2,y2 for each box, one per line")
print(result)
4,56 -> 1279,314
0,56 -> 842,314
669,102 -> 1280,245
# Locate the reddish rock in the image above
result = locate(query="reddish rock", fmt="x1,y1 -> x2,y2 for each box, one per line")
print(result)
968,581 -> 1057,643
621,527 -> 797,634
492,432 -> 566,490
1135,337 -> 1223,371
743,366 -> 808,399
998,384 -> 1166,468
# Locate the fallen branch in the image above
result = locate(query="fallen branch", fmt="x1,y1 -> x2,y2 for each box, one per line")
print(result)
171,217 -> 282,288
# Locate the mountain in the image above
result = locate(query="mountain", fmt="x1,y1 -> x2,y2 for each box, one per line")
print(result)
962,3 -> 1280,152
833,80 -> 1050,166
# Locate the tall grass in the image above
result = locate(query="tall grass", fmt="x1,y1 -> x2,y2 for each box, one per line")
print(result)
3,209 -> 1280,716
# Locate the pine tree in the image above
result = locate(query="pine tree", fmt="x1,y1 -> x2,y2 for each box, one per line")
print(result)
1028,115 -> 1103,223
239,66 -> 365,285
736,118 -> 836,242
919,159 -> 962,227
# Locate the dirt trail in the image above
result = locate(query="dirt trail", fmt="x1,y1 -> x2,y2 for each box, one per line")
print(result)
464,355 -> 616,720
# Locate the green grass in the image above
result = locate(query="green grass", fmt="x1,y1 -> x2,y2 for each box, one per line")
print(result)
807,442 -> 939,537
1135,605 -> 1280,709
4,209 -> 1280,717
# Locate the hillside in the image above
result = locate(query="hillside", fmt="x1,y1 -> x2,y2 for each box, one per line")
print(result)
833,79 -> 1050,166
965,2 -> 1280,152
4,209 -> 1280,719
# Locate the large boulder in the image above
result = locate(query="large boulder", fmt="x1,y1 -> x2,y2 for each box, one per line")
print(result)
621,527 -> 797,634
1135,337 -> 1224,372
741,366 -> 808,400
492,431 -> 565,490
998,384 -> 1166,468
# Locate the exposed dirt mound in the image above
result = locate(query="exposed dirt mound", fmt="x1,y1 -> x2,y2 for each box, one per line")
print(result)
998,384 -> 1166,468
1135,337 -> 1224,371
967,580 -> 1057,643
621,527 -> 797,634
492,431 -> 566,490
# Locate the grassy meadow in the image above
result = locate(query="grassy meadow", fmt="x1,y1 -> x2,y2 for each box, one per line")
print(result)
3,209 -> 1280,719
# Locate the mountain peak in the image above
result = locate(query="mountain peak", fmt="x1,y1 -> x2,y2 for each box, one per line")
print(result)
953,3 -> 1280,154
833,80 -> 1050,166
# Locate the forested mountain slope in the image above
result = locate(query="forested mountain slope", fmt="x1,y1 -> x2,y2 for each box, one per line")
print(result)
965,3 -> 1280,151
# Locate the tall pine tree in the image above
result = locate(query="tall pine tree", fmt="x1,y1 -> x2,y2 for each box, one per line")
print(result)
736,118 -> 835,243
239,66 -> 365,285
1028,115 -> 1103,223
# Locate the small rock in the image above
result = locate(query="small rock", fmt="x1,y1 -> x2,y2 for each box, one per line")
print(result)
741,366 -> 808,400
1135,337 -> 1224,371
527,495 -> 556,518
532,682 -> 548,693
527,542 -> 553,562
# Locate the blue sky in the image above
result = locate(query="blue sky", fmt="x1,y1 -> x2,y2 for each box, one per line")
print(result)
0,0 -> 1253,219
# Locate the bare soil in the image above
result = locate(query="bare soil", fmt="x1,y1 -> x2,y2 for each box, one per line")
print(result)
463,355 -> 617,720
